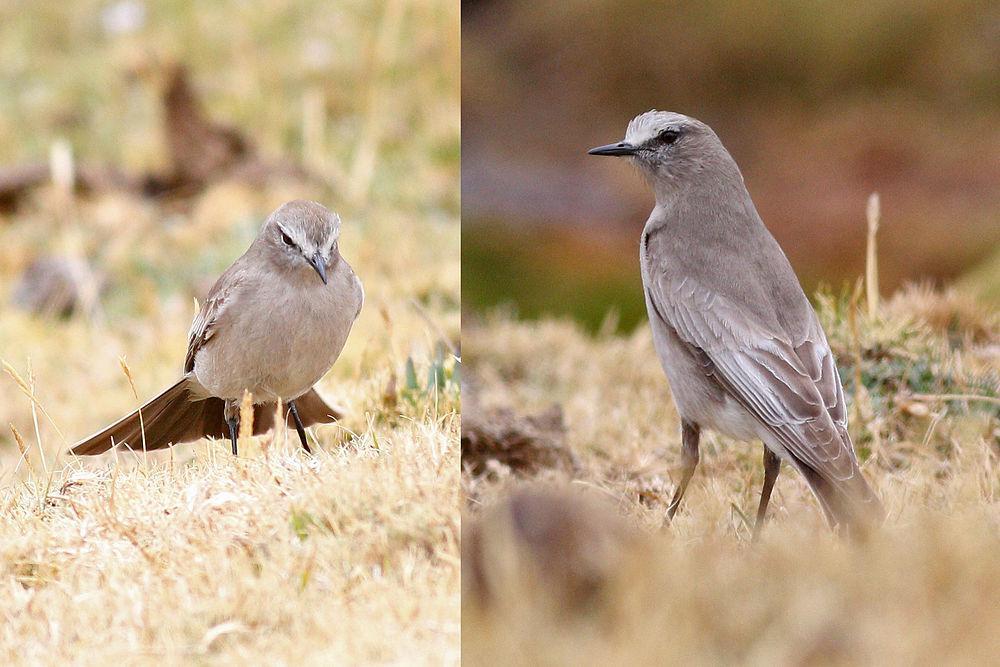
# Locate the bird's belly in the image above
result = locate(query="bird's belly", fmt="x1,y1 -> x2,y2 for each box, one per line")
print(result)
698,395 -> 760,442
646,301 -> 759,443
193,295 -> 354,403
658,352 -> 759,442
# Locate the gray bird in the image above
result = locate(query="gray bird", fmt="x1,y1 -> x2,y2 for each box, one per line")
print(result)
589,111 -> 883,536
70,200 -> 363,456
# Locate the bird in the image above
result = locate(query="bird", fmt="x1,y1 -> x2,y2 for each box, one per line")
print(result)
70,199 -> 363,457
589,111 -> 883,536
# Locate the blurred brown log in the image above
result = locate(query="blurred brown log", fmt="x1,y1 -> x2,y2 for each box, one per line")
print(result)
1,62 -> 324,213
0,163 -> 137,214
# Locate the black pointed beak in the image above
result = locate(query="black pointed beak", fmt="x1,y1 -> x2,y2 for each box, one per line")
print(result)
309,252 -> 328,284
588,141 -> 637,157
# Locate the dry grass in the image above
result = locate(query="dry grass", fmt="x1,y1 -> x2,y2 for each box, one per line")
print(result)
3,435 -> 458,664
463,285 -> 999,665
0,1 -> 459,664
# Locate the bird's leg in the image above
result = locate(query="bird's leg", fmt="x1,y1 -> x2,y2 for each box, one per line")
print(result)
288,400 -> 312,454
666,420 -> 700,522
227,417 -> 239,456
224,401 -> 239,456
752,447 -> 782,541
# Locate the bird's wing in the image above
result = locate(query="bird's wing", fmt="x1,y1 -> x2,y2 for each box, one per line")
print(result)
648,274 -> 858,483
184,268 -> 245,374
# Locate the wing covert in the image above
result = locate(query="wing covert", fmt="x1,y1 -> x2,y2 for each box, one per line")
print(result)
647,274 -> 859,482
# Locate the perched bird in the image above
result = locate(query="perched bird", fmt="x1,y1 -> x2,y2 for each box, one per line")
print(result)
589,111 -> 883,536
71,200 -> 363,456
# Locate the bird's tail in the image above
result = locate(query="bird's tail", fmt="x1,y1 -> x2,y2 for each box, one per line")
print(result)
252,387 -> 343,433
70,381 -> 342,456
799,462 -> 885,537
71,378 -> 215,455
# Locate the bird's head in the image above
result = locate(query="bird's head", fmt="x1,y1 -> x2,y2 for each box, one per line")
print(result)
262,200 -> 341,284
589,111 -> 732,190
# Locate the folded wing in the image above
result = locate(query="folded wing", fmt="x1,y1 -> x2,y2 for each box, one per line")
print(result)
647,274 -> 882,528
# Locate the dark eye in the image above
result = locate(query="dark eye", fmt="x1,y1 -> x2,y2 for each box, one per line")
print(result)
280,230 -> 295,247
658,129 -> 680,145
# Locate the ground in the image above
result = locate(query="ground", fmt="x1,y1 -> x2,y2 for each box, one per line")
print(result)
463,287 -> 999,664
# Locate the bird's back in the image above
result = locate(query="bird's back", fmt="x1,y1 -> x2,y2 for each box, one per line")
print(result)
642,178 -> 814,345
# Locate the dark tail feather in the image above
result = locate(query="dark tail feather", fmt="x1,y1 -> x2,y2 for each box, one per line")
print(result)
247,388 -> 342,441
71,378 -> 198,455
290,388 -> 343,426
798,464 -> 885,536
71,383 -> 343,455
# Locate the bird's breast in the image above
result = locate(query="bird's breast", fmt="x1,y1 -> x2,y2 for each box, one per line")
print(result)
193,263 -> 361,402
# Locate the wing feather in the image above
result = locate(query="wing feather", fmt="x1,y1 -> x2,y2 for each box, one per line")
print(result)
184,270 -> 244,373
648,276 -> 859,483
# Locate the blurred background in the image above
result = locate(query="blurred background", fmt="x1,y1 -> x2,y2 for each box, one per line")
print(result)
463,0 -> 1000,331
0,0 -> 460,463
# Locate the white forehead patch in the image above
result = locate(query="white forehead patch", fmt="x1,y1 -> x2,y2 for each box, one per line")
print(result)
625,110 -> 694,146
324,213 -> 341,251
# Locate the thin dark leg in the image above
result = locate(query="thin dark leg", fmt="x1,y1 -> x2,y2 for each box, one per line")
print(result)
227,417 -> 239,456
288,400 -> 312,454
752,447 -> 782,542
666,420 -> 700,522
